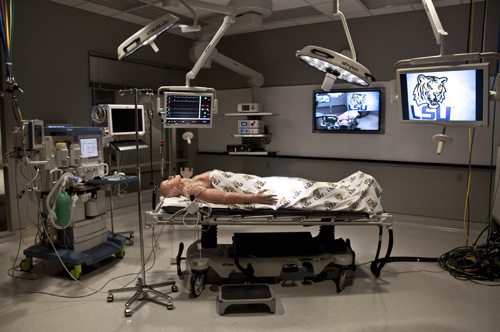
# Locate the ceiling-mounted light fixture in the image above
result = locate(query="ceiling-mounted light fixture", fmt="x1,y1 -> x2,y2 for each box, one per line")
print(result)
296,0 -> 374,90
117,13 -> 179,60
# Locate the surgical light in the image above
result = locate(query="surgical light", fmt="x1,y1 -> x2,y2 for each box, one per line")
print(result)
117,13 -> 179,60
297,45 -> 373,89
296,1 -> 374,90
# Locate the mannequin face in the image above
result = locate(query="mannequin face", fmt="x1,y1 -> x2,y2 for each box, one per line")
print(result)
161,175 -> 183,197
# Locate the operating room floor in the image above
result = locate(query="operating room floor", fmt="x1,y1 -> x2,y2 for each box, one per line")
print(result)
1,205 -> 499,332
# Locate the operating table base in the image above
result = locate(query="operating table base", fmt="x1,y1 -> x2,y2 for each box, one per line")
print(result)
107,277 -> 178,317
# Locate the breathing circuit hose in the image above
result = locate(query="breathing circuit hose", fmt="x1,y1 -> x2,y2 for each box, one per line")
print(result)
45,172 -> 79,230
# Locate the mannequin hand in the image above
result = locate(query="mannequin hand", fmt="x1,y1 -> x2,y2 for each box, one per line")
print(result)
255,189 -> 278,205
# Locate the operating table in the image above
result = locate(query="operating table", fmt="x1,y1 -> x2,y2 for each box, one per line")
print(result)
147,198 -> 394,297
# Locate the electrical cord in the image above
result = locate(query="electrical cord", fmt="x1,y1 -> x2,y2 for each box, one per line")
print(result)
356,259 -> 444,275
90,104 -> 107,125
438,243 -> 500,282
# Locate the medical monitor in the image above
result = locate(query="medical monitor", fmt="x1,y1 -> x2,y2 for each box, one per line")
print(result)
22,119 -> 44,150
313,88 -> 382,133
396,63 -> 489,127
79,137 -> 100,165
107,104 -> 145,136
163,91 -> 214,128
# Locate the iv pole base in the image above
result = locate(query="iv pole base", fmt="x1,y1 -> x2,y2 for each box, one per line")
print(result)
107,278 -> 178,317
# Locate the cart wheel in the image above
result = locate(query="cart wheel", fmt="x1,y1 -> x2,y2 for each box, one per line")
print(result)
20,257 -> 33,272
124,308 -> 132,317
115,245 -> 126,258
70,265 -> 82,280
336,269 -> 347,293
167,300 -> 174,310
107,293 -> 114,303
190,271 -> 206,298
171,284 -> 179,293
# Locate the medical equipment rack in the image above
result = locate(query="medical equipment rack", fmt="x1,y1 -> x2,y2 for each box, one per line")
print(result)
225,112 -> 278,155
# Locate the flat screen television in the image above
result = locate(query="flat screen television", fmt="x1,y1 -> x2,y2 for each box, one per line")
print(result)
106,104 -> 145,136
163,91 -> 214,128
396,62 -> 489,127
313,88 -> 382,133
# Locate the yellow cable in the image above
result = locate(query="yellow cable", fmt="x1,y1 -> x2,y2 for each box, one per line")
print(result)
4,1 -> 10,51
463,128 -> 475,248
462,1 -> 477,248
21,225 -> 40,247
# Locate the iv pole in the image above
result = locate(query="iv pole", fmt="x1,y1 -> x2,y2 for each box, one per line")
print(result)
107,88 -> 177,317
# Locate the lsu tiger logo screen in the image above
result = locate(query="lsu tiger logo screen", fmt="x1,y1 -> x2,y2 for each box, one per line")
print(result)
399,67 -> 485,123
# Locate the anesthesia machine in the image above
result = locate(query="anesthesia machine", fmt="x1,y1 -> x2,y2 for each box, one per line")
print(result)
13,122 -> 126,280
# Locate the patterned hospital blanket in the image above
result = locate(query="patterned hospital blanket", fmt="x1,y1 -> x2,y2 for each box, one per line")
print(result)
209,170 -> 383,213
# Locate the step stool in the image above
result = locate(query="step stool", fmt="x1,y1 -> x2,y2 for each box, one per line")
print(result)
216,284 -> 276,315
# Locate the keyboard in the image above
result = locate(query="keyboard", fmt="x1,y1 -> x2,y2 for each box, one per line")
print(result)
111,139 -> 149,151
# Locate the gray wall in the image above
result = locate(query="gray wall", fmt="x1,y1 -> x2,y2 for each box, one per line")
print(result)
3,0 -> 500,229
199,83 -> 499,165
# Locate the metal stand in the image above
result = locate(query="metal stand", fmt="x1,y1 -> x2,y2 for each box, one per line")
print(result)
107,88 -> 177,317
106,144 -> 142,245
89,173 -> 138,245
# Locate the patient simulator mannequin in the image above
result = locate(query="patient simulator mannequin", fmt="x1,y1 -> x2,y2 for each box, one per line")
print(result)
160,171 -> 278,205
160,169 -> 383,213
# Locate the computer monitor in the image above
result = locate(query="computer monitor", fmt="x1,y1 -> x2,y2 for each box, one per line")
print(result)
313,88 -> 382,133
163,91 -> 214,128
396,62 -> 489,127
106,104 -> 145,136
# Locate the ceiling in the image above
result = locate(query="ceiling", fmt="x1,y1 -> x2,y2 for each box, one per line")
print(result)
50,0 -> 482,37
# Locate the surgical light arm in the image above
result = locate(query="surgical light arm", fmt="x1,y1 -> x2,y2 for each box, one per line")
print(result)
185,15 -> 235,87
190,43 -> 264,102
422,0 -> 448,55
333,0 -> 356,62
